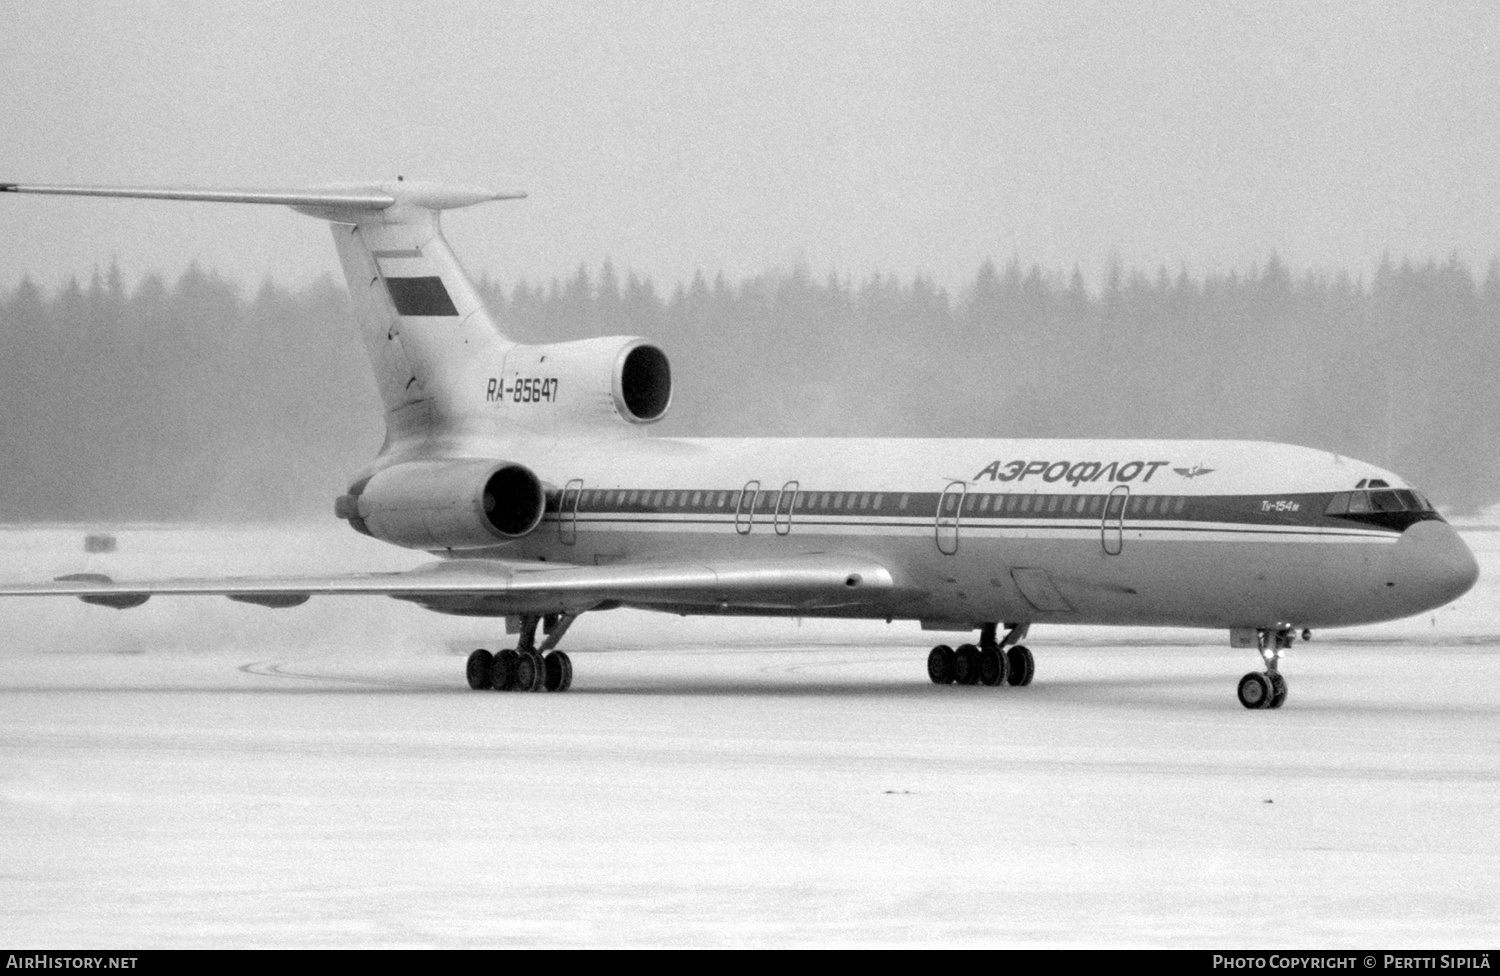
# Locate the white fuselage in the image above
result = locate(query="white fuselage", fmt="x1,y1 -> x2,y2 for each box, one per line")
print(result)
395,434 -> 1479,631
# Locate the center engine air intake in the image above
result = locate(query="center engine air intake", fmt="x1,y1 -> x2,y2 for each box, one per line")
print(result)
498,336 -> 672,428
617,342 -> 672,423
336,459 -> 546,550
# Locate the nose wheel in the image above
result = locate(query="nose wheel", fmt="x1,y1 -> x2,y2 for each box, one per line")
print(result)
1238,628 -> 1295,709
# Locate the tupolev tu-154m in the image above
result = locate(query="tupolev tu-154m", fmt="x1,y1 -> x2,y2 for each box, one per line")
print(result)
0,180 -> 1479,708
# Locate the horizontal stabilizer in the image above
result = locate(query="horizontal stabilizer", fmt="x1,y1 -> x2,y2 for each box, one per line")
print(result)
5,554 -> 913,617
0,180 -> 525,215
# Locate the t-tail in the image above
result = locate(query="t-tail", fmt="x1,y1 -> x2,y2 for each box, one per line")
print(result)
2,178 -> 674,547
0,181 -> 673,462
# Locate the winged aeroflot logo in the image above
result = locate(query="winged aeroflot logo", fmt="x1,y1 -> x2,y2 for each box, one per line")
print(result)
1174,464 -> 1216,479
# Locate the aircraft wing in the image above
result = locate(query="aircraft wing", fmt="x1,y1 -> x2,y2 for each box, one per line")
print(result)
0,553 -> 912,616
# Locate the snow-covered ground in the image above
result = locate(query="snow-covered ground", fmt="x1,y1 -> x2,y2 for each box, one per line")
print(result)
0,523 -> 1497,947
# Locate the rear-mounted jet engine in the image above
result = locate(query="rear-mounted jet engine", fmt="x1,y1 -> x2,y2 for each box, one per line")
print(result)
335,460 -> 546,550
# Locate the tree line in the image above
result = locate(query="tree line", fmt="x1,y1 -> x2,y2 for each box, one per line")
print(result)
2,252 -> 1497,522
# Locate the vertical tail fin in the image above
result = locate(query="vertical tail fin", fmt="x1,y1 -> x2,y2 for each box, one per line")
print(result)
312,185 -> 525,449
1,179 -> 527,453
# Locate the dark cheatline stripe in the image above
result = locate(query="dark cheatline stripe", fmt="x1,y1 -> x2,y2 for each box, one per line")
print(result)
546,488 -> 1435,535
385,276 -> 458,316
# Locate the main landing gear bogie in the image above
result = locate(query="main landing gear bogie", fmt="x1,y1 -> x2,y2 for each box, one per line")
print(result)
464,612 -> 578,693
928,623 -> 1035,689
467,647 -> 572,693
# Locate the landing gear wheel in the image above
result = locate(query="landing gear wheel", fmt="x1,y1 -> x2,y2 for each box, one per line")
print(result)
1267,671 -> 1288,709
1238,671 -> 1272,709
953,644 -> 981,685
927,645 -> 956,684
544,651 -> 573,692
514,650 -> 546,692
1006,645 -> 1035,686
466,649 -> 493,690
491,649 -> 519,691
977,646 -> 1006,686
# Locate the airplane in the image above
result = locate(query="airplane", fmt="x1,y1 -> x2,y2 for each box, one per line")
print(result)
0,179 -> 1480,709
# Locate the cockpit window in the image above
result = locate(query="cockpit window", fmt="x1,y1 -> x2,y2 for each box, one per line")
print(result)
1326,486 -> 1443,526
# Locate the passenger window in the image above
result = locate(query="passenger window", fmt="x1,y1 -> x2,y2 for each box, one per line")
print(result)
1019,496 -> 1032,513
691,491 -> 702,507
1128,496 -> 1143,515
873,494 -> 884,510
1144,496 -> 1158,515
899,494 -> 909,510
860,494 -> 871,510
1173,496 -> 1186,515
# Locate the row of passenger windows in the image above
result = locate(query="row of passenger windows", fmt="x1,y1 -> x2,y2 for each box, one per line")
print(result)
557,488 -> 1193,518
1325,488 -> 1433,516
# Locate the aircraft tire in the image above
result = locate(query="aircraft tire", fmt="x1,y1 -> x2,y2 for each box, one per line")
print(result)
466,649 -> 494,690
492,649 -> 520,692
977,646 -> 1006,686
1237,671 -> 1272,709
1268,672 -> 1288,709
953,644 -> 981,685
1006,645 -> 1035,686
515,650 -> 546,692
927,645 -> 956,684
544,651 -> 573,692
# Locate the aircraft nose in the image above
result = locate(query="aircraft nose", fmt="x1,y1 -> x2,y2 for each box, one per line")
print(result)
1390,520 -> 1480,612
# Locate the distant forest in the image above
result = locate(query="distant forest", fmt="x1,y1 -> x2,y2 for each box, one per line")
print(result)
2,253 -> 1498,521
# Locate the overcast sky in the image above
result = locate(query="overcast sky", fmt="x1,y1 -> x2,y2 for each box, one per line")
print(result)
2,0 -> 1496,294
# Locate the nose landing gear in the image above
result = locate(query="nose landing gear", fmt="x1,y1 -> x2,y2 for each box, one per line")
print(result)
1238,627 -> 1295,709
465,612 -> 578,693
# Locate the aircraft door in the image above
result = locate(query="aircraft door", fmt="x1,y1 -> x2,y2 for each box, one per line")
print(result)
1102,485 -> 1129,555
735,480 -> 761,535
774,481 -> 799,536
559,478 -> 583,545
936,481 -> 966,555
